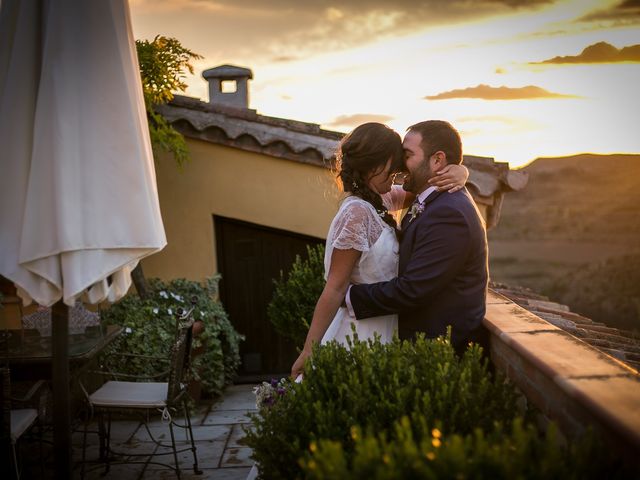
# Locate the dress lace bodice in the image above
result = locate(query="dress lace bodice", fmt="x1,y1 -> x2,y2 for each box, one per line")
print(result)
320,192 -> 403,346
324,195 -> 400,285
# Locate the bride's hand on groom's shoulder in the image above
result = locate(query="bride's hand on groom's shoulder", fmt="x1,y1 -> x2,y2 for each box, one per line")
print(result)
429,164 -> 469,193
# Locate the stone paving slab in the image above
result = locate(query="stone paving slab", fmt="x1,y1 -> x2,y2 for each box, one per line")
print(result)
212,467 -> 253,480
76,463 -> 146,480
221,446 -> 254,468
133,423 -> 231,443
145,439 -> 226,470
212,384 -> 259,411
67,384 -> 258,479
149,466 -> 253,479
227,423 -> 253,448
203,409 -> 253,425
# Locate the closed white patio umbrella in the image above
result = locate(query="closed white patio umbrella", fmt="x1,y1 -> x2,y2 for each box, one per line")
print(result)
0,0 -> 166,476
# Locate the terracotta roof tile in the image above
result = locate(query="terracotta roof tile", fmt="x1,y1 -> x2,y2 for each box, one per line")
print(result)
490,282 -> 640,374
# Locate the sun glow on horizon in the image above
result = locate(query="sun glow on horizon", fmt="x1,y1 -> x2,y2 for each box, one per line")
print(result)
131,0 -> 640,168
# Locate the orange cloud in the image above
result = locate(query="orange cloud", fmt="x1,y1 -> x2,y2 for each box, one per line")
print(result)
532,42 -> 640,64
426,84 -> 576,101
326,113 -> 394,128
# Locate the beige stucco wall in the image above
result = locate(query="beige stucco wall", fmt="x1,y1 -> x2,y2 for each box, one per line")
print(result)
142,138 -> 340,281
142,138 -> 492,282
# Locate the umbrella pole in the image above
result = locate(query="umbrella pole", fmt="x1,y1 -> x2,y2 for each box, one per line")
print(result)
52,300 -> 71,478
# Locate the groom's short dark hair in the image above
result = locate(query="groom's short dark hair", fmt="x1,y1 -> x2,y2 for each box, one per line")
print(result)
407,120 -> 462,165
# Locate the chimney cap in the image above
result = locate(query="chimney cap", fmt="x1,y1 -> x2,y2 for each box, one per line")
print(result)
202,64 -> 253,80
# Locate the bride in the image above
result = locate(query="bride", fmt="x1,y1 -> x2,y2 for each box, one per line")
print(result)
290,122 -> 467,378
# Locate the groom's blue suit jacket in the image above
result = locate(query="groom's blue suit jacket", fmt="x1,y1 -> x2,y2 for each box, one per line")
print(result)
349,187 -> 488,348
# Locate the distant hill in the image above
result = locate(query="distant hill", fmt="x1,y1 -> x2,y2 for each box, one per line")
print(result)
488,153 -> 640,330
490,153 -> 640,243
551,253 -> 640,333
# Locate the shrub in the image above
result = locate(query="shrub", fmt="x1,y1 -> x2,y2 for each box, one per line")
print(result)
100,276 -> 243,397
267,244 -> 326,348
244,332 -> 519,479
245,332 -> 627,479
303,418 -> 623,479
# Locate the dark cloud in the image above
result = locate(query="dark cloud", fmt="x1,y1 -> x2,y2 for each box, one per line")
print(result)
580,0 -> 640,23
181,0 -> 553,14
426,84 -> 576,100
132,0 -> 555,64
531,41 -> 640,64
325,113 -> 395,128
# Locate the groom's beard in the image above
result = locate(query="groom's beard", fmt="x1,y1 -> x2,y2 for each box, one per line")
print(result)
402,162 -> 433,194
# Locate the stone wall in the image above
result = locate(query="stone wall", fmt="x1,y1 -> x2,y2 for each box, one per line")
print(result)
485,290 -> 640,465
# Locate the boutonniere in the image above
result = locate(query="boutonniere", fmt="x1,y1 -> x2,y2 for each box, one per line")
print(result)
408,201 -> 425,222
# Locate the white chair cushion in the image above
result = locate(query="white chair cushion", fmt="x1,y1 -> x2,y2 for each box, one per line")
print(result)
11,408 -> 38,443
89,381 -> 168,408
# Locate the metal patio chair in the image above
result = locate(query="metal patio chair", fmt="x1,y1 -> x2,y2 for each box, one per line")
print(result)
80,307 -> 202,478
1,366 -> 47,480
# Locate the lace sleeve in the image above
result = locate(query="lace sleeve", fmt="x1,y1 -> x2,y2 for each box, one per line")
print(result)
329,199 -> 384,252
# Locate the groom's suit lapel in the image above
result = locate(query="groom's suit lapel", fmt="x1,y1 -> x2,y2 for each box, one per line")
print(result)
401,190 -> 444,237
398,190 -> 444,274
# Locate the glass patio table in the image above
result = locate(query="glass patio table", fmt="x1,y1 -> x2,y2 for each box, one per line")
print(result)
1,324 -> 122,379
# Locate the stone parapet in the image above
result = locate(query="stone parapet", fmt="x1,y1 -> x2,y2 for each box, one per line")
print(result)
485,290 -> 640,465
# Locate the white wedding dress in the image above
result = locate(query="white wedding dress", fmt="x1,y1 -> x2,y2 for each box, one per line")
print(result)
320,192 -> 402,345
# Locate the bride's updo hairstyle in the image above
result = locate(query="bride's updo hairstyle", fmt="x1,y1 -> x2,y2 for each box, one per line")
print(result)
337,122 -> 404,229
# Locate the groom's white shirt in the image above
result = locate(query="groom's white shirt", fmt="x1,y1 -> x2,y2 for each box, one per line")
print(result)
344,185 -> 438,318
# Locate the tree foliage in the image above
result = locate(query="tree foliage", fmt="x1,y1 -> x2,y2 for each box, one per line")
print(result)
136,35 -> 202,168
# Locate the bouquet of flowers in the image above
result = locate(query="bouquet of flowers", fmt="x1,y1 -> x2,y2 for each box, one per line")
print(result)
253,378 -> 290,409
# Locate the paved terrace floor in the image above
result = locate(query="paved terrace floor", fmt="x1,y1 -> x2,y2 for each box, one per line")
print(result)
19,384 -> 258,479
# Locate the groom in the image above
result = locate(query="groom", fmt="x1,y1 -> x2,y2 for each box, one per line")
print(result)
347,120 -> 488,354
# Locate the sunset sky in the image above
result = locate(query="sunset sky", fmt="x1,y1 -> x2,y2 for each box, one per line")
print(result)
130,0 -> 640,168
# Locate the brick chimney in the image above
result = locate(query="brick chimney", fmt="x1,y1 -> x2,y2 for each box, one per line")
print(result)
202,64 -> 253,109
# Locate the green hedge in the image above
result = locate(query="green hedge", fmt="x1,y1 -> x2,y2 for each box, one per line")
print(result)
245,332 -> 519,478
303,418 -> 617,479
100,276 -> 243,397
267,244 -> 326,348
245,332 -> 628,479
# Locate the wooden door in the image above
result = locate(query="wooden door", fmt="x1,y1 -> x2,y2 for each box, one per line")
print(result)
214,216 -> 323,377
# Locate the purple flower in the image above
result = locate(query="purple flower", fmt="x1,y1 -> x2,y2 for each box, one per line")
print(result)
270,378 -> 279,388
277,387 -> 286,396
